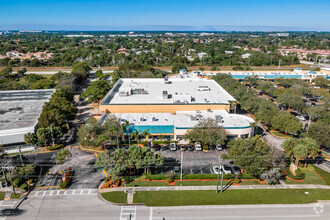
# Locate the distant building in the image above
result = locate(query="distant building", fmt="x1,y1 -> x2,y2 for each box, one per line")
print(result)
242,53 -> 252,59
0,89 -> 55,146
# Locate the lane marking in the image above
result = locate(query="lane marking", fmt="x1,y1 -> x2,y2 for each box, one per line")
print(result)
149,207 -> 153,220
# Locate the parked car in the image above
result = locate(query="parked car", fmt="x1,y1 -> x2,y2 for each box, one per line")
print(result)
215,144 -> 223,151
173,166 -> 180,174
152,144 -> 160,151
195,142 -> 202,151
231,166 -> 241,175
180,145 -> 187,151
188,145 -> 194,151
212,166 -> 223,174
222,165 -> 232,174
209,145 -> 216,150
170,143 -> 177,151
161,145 -> 169,151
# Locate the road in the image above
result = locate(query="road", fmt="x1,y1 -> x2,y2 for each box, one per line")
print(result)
5,192 -> 330,220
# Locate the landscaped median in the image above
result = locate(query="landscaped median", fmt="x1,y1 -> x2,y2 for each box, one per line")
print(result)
101,189 -> 330,206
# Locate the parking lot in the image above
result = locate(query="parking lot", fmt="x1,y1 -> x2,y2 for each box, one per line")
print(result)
152,148 -> 231,175
105,144 -> 233,175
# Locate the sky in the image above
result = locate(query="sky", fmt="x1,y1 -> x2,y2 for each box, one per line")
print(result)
0,0 -> 329,31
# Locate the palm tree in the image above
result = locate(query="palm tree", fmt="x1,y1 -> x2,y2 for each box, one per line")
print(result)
122,120 -> 131,147
131,129 -> 141,146
142,129 -> 150,142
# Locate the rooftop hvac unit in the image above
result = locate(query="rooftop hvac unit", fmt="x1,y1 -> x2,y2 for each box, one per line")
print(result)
198,86 -> 210,91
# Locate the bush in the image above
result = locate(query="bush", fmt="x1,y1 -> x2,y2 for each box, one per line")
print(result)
59,181 -> 69,189
13,178 -> 23,188
260,168 -> 282,185
166,178 -> 174,183
233,178 -> 241,184
20,183 -> 28,191
104,177 -> 109,183
48,144 -> 63,151
115,180 -> 121,187
295,168 -> 303,177
203,145 -> 209,151
147,174 -> 166,180
287,170 -> 305,180
27,179 -> 34,185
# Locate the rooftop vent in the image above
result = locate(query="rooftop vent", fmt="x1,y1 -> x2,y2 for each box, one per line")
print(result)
198,86 -> 210,91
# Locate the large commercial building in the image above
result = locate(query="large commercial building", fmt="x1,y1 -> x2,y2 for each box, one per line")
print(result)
100,78 -> 254,140
0,89 -> 54,146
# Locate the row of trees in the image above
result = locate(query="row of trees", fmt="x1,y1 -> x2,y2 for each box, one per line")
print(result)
214,74 -> 303,135
95,146 -> 164,181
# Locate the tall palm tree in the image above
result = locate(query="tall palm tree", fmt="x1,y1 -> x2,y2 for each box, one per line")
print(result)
142,129 -> 150,142
122,120 -> 131,147
131,129 -> 141,146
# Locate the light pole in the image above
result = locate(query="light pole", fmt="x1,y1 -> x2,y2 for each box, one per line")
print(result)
216,156 -> 221,193
180,151 -> 183,181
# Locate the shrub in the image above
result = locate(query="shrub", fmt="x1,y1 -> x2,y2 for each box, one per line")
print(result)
203,145 -> 209,151
115,180 -> 121,187
59,181 -> 69,189
13,178 -> 23,188
233,178 -> 241,184
166,178 -> 174,183
147,174 -> 166,180
20,183 -> 28,191
295,168 -> 303,177
48,144 -> 63,151
260,168 -> 282,185
104,177 -> 109,183
287,170 -> 305,180
27,179 -> 34,185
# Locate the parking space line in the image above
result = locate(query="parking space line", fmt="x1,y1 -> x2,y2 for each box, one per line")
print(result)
64,191 -> 68,195
80,189 -> 84,195
88,189 -> 91,194
72,190 -> 76,195
42,191 -> 46,196
50,191 -> 54,196
57,190 -> 60,195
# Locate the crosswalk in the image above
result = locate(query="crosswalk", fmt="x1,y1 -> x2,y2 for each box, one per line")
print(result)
29,189 -> 98,197
120,206 -> 137,220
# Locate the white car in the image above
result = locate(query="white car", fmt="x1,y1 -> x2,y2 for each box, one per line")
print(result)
215,144 -> 223,151
195,142 -> 202,151
212,166 -> 223,174
222,165 -> 232,174
169,143 -> 177,151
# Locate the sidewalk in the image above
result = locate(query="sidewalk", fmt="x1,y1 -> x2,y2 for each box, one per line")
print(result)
100,184 -> 330,193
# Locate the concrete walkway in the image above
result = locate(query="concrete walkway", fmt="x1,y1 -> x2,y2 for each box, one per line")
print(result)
100,184 -> 330,193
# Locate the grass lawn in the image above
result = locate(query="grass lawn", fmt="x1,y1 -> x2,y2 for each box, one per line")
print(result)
285,166 -> 326,185
174,180 -> 231,186
239,180 -> 261,185
101,192 -> 127,204
125,181 -> 168,187
313,165 -> 330,185
10,193 -> 21,199
133,189 -> 330,206
0,192 -> 5,200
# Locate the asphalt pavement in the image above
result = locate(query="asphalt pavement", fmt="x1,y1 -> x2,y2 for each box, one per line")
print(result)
6,193 -> 330,220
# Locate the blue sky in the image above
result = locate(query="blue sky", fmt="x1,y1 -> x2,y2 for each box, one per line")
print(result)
0,0 -> 329,31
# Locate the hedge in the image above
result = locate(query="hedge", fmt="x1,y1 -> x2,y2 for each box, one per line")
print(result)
286,171 -> 305,180
59,181 -> 69,189
48,144 -> 63,151
146,173 -> 256,180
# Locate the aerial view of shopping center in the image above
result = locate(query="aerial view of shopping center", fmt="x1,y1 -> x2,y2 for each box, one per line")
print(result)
0,0 -> 330,219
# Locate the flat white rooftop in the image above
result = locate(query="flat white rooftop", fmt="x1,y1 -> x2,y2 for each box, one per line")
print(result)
112,110 -> 254,130
101,78 -> 236,105
0,89 -> 54,145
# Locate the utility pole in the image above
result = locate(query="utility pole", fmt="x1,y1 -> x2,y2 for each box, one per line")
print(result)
50,124 -> 55,147
18,145 -> 23,164
2,167 -> 7,187
278,59 -> 281,70
8,166 -> 15,195
180,151 -> 183,181
216,156 -> 221,193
